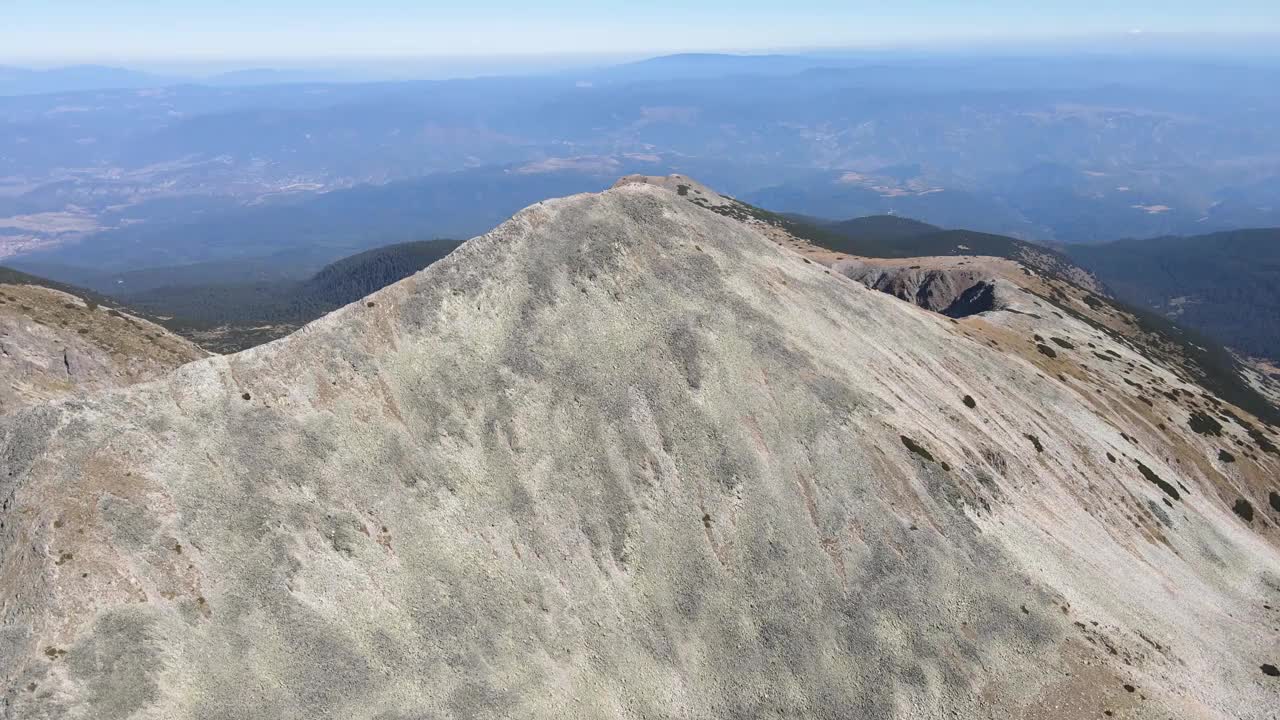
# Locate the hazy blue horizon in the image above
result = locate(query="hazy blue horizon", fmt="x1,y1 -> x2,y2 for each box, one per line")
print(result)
3,0 -> 1279,64
5,38 -> 1280,82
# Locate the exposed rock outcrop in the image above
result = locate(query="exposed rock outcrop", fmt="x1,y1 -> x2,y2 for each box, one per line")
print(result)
612,173 -> 733,207
836,259 -> 1015,317
0,283 -> 206,414
1,181 -> 1278,719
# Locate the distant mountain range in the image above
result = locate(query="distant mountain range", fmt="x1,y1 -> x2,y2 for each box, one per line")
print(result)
1068,228 -> 1280,361
4,52 -> 1280,256
3,50 -> 1280,367
0,64 -> 175,95
0,54 -> 846,96
0,64 -> 373,96
7,166 -> 633,276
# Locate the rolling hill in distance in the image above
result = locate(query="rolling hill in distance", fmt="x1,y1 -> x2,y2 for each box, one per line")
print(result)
1068,229 -> 1280,361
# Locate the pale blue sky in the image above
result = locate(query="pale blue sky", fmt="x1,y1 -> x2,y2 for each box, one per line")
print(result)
3,0 -> 1279,62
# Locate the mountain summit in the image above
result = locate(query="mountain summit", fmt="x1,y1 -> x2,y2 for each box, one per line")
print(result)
2,179 -> 1278,718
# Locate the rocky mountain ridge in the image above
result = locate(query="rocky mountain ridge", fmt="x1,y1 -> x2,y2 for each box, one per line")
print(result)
1,178 -> 1278,719
0,280 -> 206,414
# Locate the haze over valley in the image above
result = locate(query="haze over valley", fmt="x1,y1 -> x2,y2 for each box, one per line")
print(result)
5,51 -> 1280,266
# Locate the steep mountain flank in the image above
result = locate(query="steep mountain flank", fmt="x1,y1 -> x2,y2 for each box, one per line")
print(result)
678,194 -> 1104,296
2,180 -> 1279,719
706,198 -> 1276,427
0,279 -> 206,413
811,223 -> 1104,295
837,259 -> 1012,317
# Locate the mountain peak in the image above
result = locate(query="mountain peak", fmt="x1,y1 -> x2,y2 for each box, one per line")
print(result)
611,173 -> 734,206
2,183 -> 1278,718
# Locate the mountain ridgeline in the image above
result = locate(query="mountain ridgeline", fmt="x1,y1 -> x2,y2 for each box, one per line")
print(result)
39,188 -> 1264,425
0,270 -> 206,413
711,204 -> 1092,285
7,190 -> 1276,427
0,266 -> 121,312
686,190 -> 1280,425
2,178 -> 1278,719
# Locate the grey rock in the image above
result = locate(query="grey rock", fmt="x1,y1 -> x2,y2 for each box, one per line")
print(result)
0,284 -> 206,414
1,181 -> 1277,719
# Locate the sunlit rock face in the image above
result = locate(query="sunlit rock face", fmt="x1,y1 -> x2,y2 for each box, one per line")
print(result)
2,180 -> 1278,720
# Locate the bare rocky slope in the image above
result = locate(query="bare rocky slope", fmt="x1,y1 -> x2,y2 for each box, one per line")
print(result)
2,179 -> 1279,719
0,281 -> 207,414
